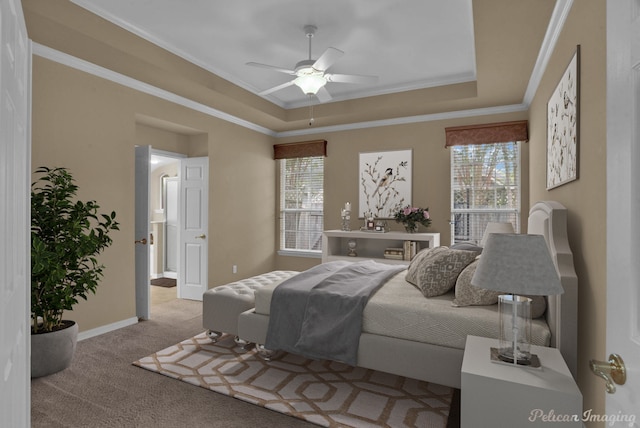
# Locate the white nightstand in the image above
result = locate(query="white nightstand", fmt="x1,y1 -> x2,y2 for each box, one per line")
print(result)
461,335 -> 582,427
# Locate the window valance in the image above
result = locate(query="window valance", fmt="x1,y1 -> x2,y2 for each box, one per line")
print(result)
444,120 -> 528,147
273,140 -> 327,159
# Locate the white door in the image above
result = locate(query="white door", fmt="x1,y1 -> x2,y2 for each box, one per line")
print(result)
134,145 -> 151,319
164,177 -> 179,276
604,0 -> 640,421
178,157 -> 209,301
0,0 -> 31,424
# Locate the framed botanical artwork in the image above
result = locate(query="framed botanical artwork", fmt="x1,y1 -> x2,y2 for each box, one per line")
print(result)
359,149 -> 412,219
547,46 -> 580,190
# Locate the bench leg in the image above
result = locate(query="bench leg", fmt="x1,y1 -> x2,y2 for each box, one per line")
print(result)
206,330 -> 223,342
255,344 -> 282,361
234,336 -> 256,352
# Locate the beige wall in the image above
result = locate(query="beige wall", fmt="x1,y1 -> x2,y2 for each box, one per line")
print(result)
29,0 -> 607,421
31,56 -> 277,331
528,0 -> 606,423
274,112 -> 530,272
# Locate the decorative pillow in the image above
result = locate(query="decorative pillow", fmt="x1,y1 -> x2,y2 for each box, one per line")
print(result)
451,259 -> 548,318
405,247 -> 478,297
452,260 -> 501,306
525,295 -> 547,319
450,242 -> 483,254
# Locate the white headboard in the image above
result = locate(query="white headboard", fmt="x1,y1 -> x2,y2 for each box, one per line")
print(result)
528,201 -> 578,379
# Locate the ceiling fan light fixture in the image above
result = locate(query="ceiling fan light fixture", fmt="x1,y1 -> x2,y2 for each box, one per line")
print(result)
294,70 -> 327,95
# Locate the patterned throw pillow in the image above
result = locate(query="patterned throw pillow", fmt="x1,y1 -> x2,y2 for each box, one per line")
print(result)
452,259 -> 501,306
452,259 -> 548,318
405,247 -> 478,297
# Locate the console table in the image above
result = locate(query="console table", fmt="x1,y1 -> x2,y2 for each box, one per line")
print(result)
322,230 -> 440,265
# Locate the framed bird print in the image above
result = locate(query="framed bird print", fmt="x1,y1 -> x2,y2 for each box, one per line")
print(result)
359,149 -> 412,219
547,45 -> 580,189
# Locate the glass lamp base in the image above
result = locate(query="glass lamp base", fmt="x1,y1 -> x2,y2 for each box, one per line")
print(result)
497,349 -> 532,366
490,347 -> 541,368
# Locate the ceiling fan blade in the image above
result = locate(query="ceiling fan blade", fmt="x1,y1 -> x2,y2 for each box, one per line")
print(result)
259,80 -> 295,96
315,86 -> 332,103
326,73 -> 379,84
312,47 -> 344,71
246,62 -> 296,75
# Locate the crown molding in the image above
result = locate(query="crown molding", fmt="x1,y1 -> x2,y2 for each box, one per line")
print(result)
523,0 -> 574,105
36,0 -> 571,141
32,43 -> 276,137
274,104 -> 528,138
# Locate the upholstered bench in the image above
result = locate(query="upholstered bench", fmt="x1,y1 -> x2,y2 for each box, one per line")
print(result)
202,270 -> 298,342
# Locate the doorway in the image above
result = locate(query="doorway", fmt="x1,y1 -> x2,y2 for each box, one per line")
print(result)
149,153 -> 182,306
135,147 -> 210,318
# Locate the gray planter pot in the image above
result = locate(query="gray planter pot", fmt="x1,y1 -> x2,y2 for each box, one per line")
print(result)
31,320 -> 78,378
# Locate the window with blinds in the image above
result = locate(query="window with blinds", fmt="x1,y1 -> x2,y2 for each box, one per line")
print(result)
450,141 -> 521,244
279,156 -> 324,255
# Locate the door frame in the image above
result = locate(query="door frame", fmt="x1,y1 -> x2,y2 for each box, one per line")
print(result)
605,0 -> 640,417
135,147 -> 187,318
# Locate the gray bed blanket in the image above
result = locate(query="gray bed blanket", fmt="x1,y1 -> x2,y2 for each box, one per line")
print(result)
265,260 -> 406,366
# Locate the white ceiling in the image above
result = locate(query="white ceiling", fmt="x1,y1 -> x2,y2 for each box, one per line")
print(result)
71,0 -> 476,109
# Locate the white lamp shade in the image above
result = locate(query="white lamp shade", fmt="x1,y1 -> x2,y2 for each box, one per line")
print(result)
480,222 -> 515,247
294,73 -> 327,94
471,233 -> 564,296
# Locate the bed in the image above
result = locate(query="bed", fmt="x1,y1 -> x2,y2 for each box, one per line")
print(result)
236,201 -> 578,389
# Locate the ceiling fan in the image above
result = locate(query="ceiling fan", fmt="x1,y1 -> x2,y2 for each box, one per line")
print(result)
247,25 -> 378,103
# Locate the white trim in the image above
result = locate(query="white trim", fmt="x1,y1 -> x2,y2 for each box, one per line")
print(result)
150,148 -> 187,159
282,74 -> 477,110
70,0 -> 478,111
523,0 -> 574,105
32,43 -> 276,137
77,317 -> 138,341
70,0 -> 265,103
276,104 -> 528,138
36,0 -> 570,140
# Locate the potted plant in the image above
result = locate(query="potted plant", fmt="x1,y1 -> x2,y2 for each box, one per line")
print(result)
393,205 -> 432,233
30,166 -> 119,377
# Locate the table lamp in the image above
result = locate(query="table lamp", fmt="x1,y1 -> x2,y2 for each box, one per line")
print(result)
471,234 -> 564,365
480,222 -> 515,247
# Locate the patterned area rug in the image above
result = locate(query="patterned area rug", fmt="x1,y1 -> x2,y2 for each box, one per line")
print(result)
133,333 -> 453,428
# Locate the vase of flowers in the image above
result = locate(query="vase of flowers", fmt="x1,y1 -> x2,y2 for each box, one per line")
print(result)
394,205 -> 431,233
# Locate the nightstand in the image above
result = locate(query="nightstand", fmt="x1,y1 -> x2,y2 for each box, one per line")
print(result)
461,335 -> 582,427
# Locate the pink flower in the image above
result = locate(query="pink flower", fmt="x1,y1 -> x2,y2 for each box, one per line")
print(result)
423,210 -> 430,219
403,207 -> 412,216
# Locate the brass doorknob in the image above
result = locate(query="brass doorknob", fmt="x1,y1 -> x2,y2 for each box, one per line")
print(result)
590,354 -> 626,393
195,234 -> 206,239
134,238 -> 148,245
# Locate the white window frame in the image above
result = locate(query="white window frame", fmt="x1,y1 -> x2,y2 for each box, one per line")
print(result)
450,141 -> 522,244
278,156 -> 324,258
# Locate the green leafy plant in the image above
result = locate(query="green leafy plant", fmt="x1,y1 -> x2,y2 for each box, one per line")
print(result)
31,167 -> 119,334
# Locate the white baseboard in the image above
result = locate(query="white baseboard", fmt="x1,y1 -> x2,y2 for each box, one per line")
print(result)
77,317 -> 139,341
162,271 -> 177,279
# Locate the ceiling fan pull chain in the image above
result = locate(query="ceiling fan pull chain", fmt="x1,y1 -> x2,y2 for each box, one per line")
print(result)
308,95 -> 314,126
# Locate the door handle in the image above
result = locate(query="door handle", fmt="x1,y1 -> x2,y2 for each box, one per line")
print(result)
589,354 -> 626,393
195,234 -> 206,239
134,238 -> 148,245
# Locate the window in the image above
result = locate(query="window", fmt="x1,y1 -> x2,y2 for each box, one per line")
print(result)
450,141 -> 521,243
279,156 -> 324,255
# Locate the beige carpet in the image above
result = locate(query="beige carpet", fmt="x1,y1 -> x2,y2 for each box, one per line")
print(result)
134,333 -> 453,428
